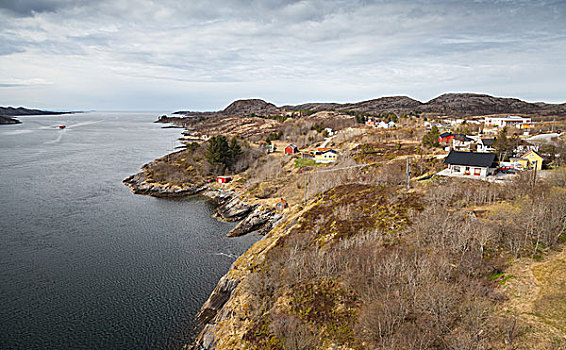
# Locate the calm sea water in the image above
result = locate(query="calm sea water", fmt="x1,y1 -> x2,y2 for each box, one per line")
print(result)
0,112 -> 259,349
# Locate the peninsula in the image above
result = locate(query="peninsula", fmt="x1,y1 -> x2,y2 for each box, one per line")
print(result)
125,93 -> 566,350
0,115 -> 22,124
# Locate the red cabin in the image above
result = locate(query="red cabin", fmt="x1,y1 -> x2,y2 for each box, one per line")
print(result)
216,176 -> 232,184
284,144 -> 299,155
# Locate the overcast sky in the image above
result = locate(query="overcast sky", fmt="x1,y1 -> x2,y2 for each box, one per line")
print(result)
0,0 -> 564,111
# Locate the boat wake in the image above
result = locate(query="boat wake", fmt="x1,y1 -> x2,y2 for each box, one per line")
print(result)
214,252 -> 239,259
2,130 -> 33,136
45,131 -> 65,144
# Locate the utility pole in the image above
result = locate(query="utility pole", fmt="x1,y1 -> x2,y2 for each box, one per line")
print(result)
532,160 -> 538,188
306,171 -> 310,202
406,157 -> 411,190
304,172 -> 307,204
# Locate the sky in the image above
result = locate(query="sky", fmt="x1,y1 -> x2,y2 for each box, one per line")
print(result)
0,0 -> 565,111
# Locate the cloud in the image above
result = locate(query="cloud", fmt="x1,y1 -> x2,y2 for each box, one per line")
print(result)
0,0 -> 565,109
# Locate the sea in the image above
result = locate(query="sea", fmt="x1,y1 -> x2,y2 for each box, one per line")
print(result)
0,112 -> 259,349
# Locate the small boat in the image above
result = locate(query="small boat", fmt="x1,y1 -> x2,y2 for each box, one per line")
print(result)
58,125 -> 66,129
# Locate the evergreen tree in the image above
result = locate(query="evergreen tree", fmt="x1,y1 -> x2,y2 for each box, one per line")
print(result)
422,125 -> 440,147
205,135 -> 230,168
494,127 -> 510,160
229,137 -> 242,161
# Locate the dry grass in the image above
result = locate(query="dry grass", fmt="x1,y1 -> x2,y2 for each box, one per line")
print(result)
498,248 -> 566,349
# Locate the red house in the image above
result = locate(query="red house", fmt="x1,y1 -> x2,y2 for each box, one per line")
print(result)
216,176 -> 232,184
438,132 -> 455,144
284,144 -> 299,155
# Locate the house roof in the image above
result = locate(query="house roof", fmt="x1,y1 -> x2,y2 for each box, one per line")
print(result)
315,149 -> 337,155
444,151 -> 497,168
454,134 -> 473,142
481,138 -> 495,146
286,144 -> 298,149
521,149 -> 542,159
439,132 -> 453,138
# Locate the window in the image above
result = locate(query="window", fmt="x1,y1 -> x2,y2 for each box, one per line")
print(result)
453,166 -> 460,172
474,168 -> 481,176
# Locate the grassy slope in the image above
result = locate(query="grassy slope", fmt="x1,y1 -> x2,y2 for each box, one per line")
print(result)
500,247 -> 566,349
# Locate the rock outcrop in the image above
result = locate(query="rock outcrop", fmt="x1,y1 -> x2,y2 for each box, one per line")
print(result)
122,173 -> 206,197
214,196 -> 254,222
227,206 -> 282,237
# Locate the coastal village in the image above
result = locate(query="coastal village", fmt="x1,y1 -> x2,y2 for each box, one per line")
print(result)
125,94 -> 566,350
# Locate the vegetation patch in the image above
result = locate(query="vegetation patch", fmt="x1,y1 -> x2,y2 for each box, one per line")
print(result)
293,184 -> 422,241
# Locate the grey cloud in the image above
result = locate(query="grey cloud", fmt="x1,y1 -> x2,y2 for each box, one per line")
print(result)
0,0 -> 83,16
0,0 -> 564,109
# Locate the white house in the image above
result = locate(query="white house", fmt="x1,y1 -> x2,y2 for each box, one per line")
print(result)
443,151 -> 498,178
484,116 -> 531,129
377,121 -> 396,129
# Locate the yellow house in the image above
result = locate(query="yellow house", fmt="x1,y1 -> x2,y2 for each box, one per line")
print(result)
314,149 -> 337,163
521,150 -> 543,170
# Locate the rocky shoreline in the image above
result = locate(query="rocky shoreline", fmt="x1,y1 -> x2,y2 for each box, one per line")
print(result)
122,172 -> 283,238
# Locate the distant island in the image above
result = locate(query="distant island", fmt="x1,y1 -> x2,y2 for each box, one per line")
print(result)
0,106 -> 79,125
0,115 -> 22,124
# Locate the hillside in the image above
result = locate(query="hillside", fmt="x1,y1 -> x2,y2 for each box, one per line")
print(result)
222,99 -> 281,116
174,93 -> 566,118
418,93 -> 566,116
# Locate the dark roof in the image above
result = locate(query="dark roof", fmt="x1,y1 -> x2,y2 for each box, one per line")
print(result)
315,149 -> 337,155
444,151 -> 497,168
481,138 -> 495,146
454,134 -> 473,142
439,132 -> 453,138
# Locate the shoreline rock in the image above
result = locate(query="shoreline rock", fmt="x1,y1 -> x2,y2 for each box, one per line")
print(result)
122,173 -> 207,197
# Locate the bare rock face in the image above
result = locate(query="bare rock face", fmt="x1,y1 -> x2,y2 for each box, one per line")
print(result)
215,196 -> 254,221
227,206 -> 283,237
196,274 -> 240,325
221,99 -> 281,116
194,274 -> 241,349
